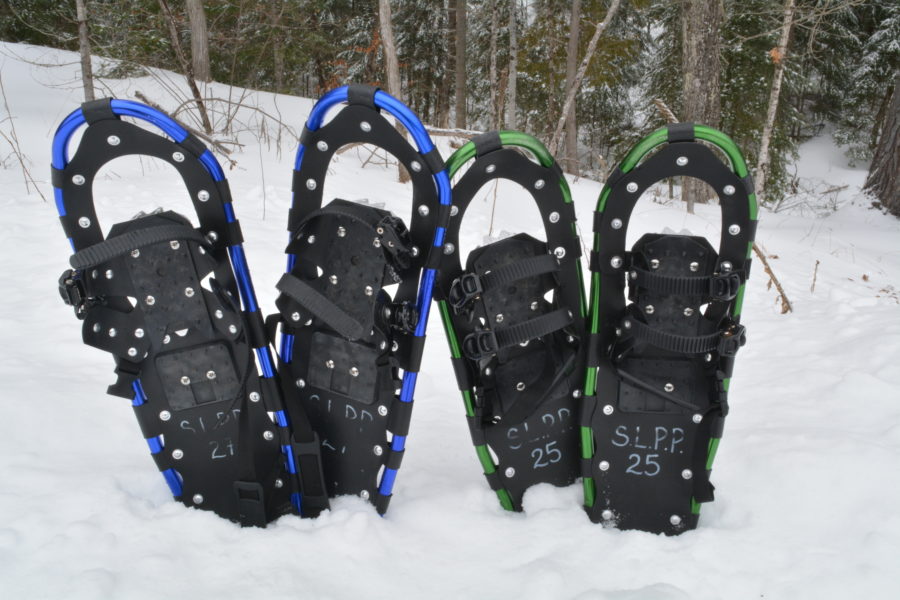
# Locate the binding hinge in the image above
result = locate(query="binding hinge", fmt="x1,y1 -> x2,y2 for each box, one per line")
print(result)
58,269 -> 100,319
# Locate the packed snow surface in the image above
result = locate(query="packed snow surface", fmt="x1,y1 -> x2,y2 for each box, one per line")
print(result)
1,44 -> 898,600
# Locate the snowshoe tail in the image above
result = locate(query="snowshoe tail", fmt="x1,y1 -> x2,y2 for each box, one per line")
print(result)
52,99 -> 313,526
272,85 -> 451,515
436,132 -> 587,511
582,123 -> 758,534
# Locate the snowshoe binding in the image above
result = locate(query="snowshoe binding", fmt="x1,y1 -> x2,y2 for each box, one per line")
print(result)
52,99 -> 324,525
436,132 -> 587,511
271,85 -> 451,514
582,123 -> 758,534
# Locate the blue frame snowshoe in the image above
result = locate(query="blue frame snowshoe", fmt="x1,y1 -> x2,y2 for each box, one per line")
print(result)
582,123 -> 758,534
52,99 -> 327,525
272,85 -> 451,514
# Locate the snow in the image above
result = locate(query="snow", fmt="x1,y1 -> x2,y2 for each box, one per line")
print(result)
1,43 -> 899,600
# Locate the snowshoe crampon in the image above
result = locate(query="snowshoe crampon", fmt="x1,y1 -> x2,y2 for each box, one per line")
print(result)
272,85 -> 451,514
52,99 -> 316,526
582,123 -> 758,534
436,132 -> 587,511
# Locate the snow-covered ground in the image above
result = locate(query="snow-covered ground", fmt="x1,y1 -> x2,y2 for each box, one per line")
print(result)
1,43 -> 898,600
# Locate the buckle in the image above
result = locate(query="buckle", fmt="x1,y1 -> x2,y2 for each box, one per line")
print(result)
376,215 -> 413,270
717,323 -> 746,357
462,329 -> 498,360
710,271 -> 742,301
233,481 -> 267,527
448,273 -> 483,312
58,269 -> 92,319
389,301 -> 419,334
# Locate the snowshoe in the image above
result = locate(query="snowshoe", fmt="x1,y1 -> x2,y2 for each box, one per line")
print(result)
271,85 -> 451,514
435,132 -> 587,511
52,98 -> 327,526
582,123 -> 758,534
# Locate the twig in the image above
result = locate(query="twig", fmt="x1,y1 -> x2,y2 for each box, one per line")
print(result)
753,242 -> 793,313
810,259 -> 820,293
0,74 -> 46,201
133,90 -> 236,161
653,98 -> 679,124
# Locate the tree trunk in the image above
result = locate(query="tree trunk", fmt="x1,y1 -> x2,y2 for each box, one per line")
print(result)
563,0 -> 581,172
454,0 -> 467,129
865,77 -> 900,216
186,0 -> 210,82
158,0 -> 213,134
378,0 -> 410,183
489,0 -> 499,130
440,0 -> 455,129
75,0 -> 95,102
681,0 -> 724,213
507,0 -> 517,129
755,0 -> 796,206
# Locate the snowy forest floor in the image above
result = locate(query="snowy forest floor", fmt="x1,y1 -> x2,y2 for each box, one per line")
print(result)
1,43 -> 898,600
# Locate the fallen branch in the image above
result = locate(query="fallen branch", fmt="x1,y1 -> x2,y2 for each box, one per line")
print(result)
810,259 -> 820,293
754,242 -> 793,313
133,91 -> 236,161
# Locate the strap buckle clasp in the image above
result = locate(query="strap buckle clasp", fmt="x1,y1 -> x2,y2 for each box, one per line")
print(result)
717,323 -> 746,357
448,273 -> 483,313
710,271 -> 742,301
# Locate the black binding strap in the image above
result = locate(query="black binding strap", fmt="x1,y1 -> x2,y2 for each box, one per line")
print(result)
625,317 -> 746,357
667,123 -> 695,143
81,98 -> 116,124
347,84 -> 379,109
70,224 -> 208,269
449,254 -> 560,310
463,308 -> 573,360
276,273 -> 367,340
630,267 -> 743,301
472,131 -> 502,157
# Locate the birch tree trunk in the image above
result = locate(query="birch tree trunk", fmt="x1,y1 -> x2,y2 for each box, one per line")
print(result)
864,77 -> 900,216
489,0 -> 499,130
754,0 -> 796,206
75,0 -> 95,102
681,0 -> 724,213
438,1 -> 454,128
563,0 -> 581,173
378,0 -> 410,183
507,0 -> 517,129
454,0 -> 467,129
158,0 -> 213,134
186,0 -> 210,82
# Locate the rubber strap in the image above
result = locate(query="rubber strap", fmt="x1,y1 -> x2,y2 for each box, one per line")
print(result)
631,268 -> 711,296
276,273 -> 366,341
465,308 -> 572,359
472,131 -> 502,157
625,317 -> 721,355
70,224 -> 207,269
481,254 -> 560,293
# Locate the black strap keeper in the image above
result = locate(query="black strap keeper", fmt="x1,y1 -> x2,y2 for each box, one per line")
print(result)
259,374 -> 283,414
593,210 -> 605,234
451,356 -> 473,391
693,478 -> 715,503
466,415 -> 486,446
433,203 -> 451,232
375,492 -> 392,515
81,98 -> 116,124
472,131 -> 502,157
586,336 -> 601,368
424,241 -> 444,270
347,84 -> 379,109
605,167 -> 626,188
746,219 -> 759,244
60,215 -> 85,240
243,310 -> 268,348
179,134 -> 207,158
580,395 -> 598,427
299,125 -> 313,147
589,250 -> 602,273
148,449 -> 171,473
581,456 -> 594,480
406,335 -> 426,372
484,470 -> 505,491
549,160 -> 565,180
667,122 -> 695,143
710,414 -> 726,439
423,147 -> 444,174
51,166 -> 66,189
385,448 -> 405,471
234,481 -> 268,528
388,399 -> 414,436
215,180 -> 233,205
223,219 -> 244,246
741,174 -> 756,196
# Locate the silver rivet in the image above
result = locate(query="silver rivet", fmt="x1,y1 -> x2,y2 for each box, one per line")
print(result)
378,405 -> 388,417
108,328 -> 117,337
690,262 -> 699,272
349,367 -> 359,377
192,493 -> 203,504
629,271 -> 637,280
443,243 -> 455,255
197,190 -> 210,202
296,379 -> 306,389
549,211 -> 560,223
495,314 -> 504,323
360,490 -> 370,500
504,467 -> 515,478
573,389 -> 583,398
376,227 -> 385,235
172,152 -> 185,162
180,376 -> 191,385
411,246 -> 420,257
692,413 -> 703,423
159,410 -> 171,421
705,353 -> 713,362
105,269 -> 114,279
450,205 -> 459,217
291,312 -> 301,322
676,156 -> 688,166
329,275 -> 338,285
172,449 -> 184,460
484,367 -> 492,376
263,430 -> 275,441
391,341 -> 399,352
615,327 -> 622,336
364,285 -> 374,296
228,324 -> 237,334
215,310 -> 224,319
626,182 -> 638,193
316,140 -> 329,152
610,255 -> 623,268
530,301 -> 539,311
645,304 -> 655,315
603,404 -> 614,415
486,164 -> 496,174
170,240 -> 180,250
78,216 -> 91,228
326,360 -> 334,369
728,224 -> 741,236
723,185 -> 736,196
554,247 -> 566,259
682,469 -> 693,480
383,307 -> 392,319
307,235 -> 316,244
274,479 -> 284,488
206,370 -> 216,380
611,218 -> 623,229
72,174 -> 86,186
92,323 -> 101,333
337,226 -> 346,237
411,160 -> 422,172
198,247 -> 206,254
127,347 -> 137,357
373,238 -> 381,248
373,445 -> 383,456
163,334 -> 171,344
250,391 -> 261,402
516,382 -> 526,391
534,179 -> 545,190
684,307 -> 695,317
670,515 -> 682,526
519,341 -> 529,347
185,287 -> 195,297
623,320 -> 632,329
130,249 -> 140,258
418,204 -> 430,217
650,259 -> 660,269
721,261 -> 733,272
360,121 -> 372,132
599,460 -> 610,471
380,341 -> 387,350
306,178 -> 317,190
107,135 -> 120,146
601,509 -> 614,520
207,231 -> 218,242
664,383 -> 674,392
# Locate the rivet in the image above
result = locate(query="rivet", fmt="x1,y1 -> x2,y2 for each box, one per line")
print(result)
172,449 -> 184,460
365,285 -> 374,296
228,324 -> 237,334
611,218 -> 623,229
411,246 -> 420,257
306,178 -> 317,190
107,135 -> 120,146
534,179 -> 545,190
316,140 -> 329,152
495,314 -> 504,323
291,312 -> 301,322
192,494 -> 203,504
705,353 -> 713,362
337,226 -> 346,237
373,445 -> 383,456
603,404 -> 614,415
443,243 -> 455,255
360,490 -> 370,500
127,347 -> 137,357
274,479 -> 284,488
379,341 -> 387,350
108,328 -> 117,337
360,121 -> 372,132
170,240 -> 180,250
650,259 -> 660,269
78,216 -> 91,228
307,235 -> 316,244
329,275 -> 338,285
185,287 -> 195,297
72,174 -> 86,186
530,301 -> 539,311
376,227 -> 384,235
215,310 -> 224,319
296,379 -> 306,389
105,269 -> 114,279
206,370 -> 216,380
130,249 -> 140,258
159,410 -> 171,421
484,367 -> 492,376
411,160 -> 422,172
486,164 -> 496,174
610,255 -> 623,268
664,383 -> 674,392
450,205 -> 459,217
599,460 -> 610,471
721,261 -> 733,272
554,247 -> 566,259
373,238 -> 381,248
349,367 -> 359,377
263,430 -> 275,441
418,205 -> 430,217
670,514 -> 682,526
326,360 -> 335,369
573,389 -> 582,398
645,305 -> 655,315
690,261 -> 699,272
549,211 -> 560,223
623,320 -> 632,329
676,156 -> 688,166
682,469 -> 693,480
516,382 -> 526,391
391,341 -> 399,352
180,376 -> 191,385
163,334 -> 171,344
249,391 -> 261,402
92,323 -> 101,333
626,182 -> 638,193
172,152 -> 185,163
519,341 -> 529,347
615,327 -> 622,336
567,335 -> 575,343
684,307 -> 695,317
207,231 -> 218,242
728,224 -> 741,236
197,190 -> 210,202
693,413 -> 703,423
601,509 -> 614,520
378,405 -> 388,416
723,185 -> 736,196
504,467 -> 515,478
